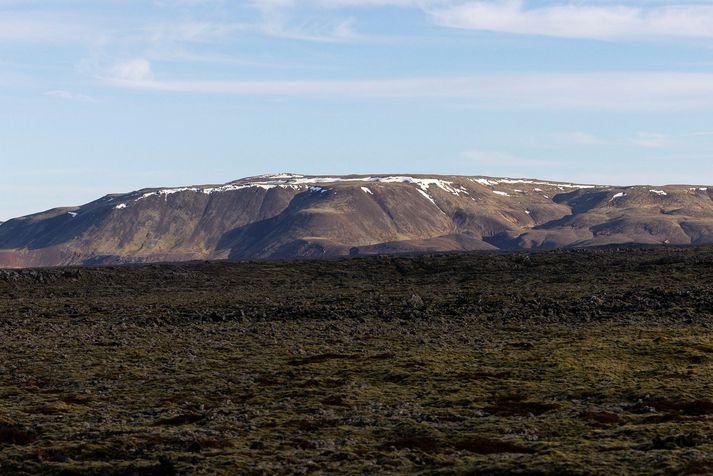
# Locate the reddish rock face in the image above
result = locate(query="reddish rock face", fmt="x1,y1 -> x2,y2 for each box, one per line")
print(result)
1,174 -> 712,267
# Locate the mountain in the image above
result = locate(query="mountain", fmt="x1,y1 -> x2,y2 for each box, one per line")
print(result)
0,173 -> 712,268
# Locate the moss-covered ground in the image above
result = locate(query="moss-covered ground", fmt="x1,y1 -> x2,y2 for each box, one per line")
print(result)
1,247 -> 713,474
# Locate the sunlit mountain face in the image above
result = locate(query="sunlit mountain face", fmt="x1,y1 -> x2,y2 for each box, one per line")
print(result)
0,173 -> 711,268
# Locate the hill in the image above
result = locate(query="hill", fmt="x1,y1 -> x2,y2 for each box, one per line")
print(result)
0,173 -> 711,267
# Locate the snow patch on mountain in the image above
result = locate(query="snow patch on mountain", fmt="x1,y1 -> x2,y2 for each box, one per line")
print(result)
473,177 -> 596,189
416,189 -> 447,215
129,174 -> 601,205
473,178 -> 499,186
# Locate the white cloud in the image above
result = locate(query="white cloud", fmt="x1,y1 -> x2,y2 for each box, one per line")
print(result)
248,0 -> 368,43
431,1 -> 713,40
554,131 -> 713,149
0,12 -> 103,44
628,130 -> 713,148
251,0 -> 432,8
111,59 -> 153,81
683,131 -> 713,138
316,0 -> 436,7
44,90 -> 97,103
631,132 -> 670,148
554,129 -> 713,150
257,16 -> 360,42
4,1 -> 713,50
141,20 -> 241,45
104,72 -> 713,111
156,0 -> 226,5
557,131 -> 609,146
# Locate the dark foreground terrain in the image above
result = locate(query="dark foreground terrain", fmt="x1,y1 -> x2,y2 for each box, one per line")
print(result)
2,247 -> 713,475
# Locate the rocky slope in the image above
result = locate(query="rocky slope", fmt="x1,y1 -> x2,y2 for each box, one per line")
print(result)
0,173 -> 711,267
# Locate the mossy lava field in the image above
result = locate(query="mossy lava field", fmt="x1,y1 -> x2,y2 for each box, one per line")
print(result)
2,247 -> 713,475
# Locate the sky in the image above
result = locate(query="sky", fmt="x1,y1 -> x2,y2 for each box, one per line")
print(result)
2,0 -> 713,220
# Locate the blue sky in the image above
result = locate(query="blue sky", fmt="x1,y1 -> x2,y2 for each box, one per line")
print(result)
2,0 -> 713,220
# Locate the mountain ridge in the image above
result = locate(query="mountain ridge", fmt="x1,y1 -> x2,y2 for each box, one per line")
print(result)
0,173 -> 711,268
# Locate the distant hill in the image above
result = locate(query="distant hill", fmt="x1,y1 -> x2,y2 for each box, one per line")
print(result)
0,173 -> 711,267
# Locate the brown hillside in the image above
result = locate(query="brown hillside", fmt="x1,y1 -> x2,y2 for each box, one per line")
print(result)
0,174 -> 711,267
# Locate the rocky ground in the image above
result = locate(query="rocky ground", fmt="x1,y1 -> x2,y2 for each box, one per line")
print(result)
1,247 -> 713,474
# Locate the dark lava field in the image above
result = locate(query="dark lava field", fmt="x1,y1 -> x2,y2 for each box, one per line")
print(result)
2,247 -> 713,475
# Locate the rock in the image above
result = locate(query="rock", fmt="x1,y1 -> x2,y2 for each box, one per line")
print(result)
407,293 -> 425,310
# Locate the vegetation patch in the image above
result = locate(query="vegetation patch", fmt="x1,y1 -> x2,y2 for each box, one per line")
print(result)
1,247 -> 713,473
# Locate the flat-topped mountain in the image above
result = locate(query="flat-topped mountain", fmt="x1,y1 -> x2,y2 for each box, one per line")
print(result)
0,173 -> 711,267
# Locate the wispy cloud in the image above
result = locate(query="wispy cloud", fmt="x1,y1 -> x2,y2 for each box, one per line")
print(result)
257,16 -> 360,43
111,59 -> 153,81
252,0 -> 439,9
556,131 -> 610,146
248,0 -> 366,43
631,132 -> 670,149
5,1 -> 713,51
103,71 -> 713,111
431,1 -> 713,40
629,130 -> 713,148
0,11 -> 104,44
557,129 -> 713,149
43,90 -> 97,103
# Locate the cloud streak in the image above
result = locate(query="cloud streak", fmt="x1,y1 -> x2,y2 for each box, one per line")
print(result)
0,12 -> 104,44
556,129 -> 713,149
105,71 -> 713,111
44,90 -> 97,102
431,1 -> 713,40
111,59 -> 153,81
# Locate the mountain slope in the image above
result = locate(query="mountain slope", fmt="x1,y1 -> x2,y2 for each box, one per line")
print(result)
0,174 -> 712,267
